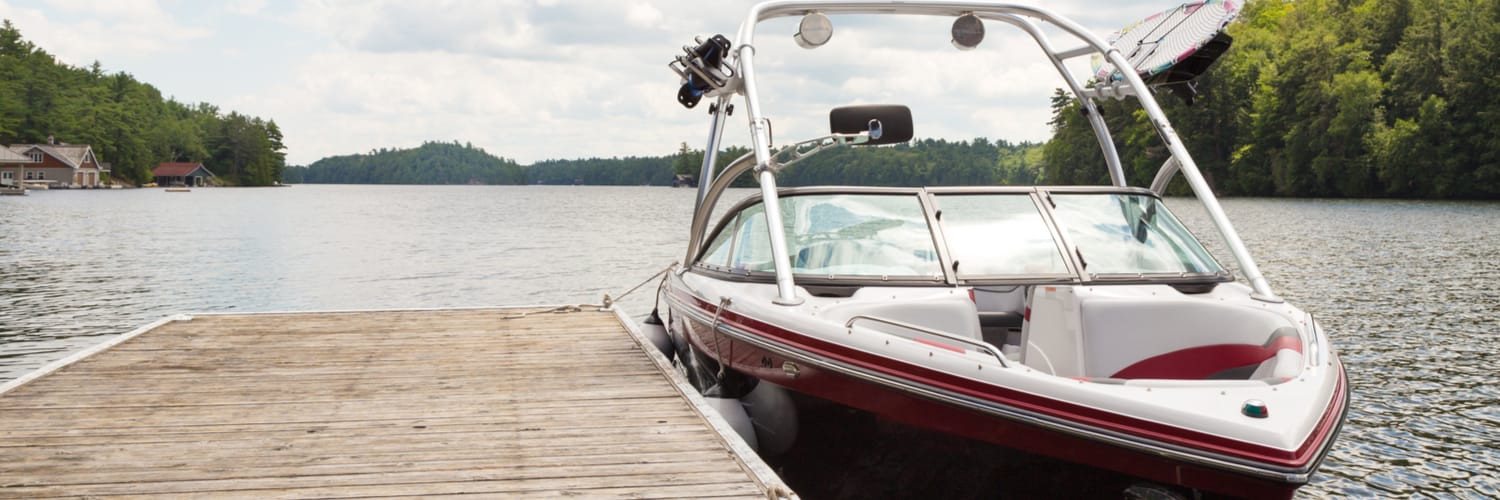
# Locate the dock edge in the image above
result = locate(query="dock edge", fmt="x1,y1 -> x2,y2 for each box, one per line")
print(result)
611,306 -> 798,500
0,313 -> 193,396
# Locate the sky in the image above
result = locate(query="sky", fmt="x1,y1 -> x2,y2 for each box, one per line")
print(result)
0,0 -> 1164,166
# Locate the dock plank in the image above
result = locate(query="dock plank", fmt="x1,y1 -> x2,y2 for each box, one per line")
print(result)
0,308 -> 785,499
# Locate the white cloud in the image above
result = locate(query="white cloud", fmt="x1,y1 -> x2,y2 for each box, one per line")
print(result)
238,43 -> 696,164
226,0 -> 266,16
624,2 -> 664,30
260,0 -> 1180,164
4,0 -> 1186,165
0,0 -> 208,66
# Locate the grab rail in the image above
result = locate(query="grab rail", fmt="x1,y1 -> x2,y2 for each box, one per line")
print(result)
844,315 -> 1009,368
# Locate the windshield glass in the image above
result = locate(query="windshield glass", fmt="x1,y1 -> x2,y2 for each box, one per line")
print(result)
935,194 -> 1069,277
1048,193 -> 1222,275
706,194 -> 942,278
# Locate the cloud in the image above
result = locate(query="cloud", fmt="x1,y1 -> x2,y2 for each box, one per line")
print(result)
1,0 -> 1182,165
262,1 -> 1177,164
624,2 -> 664,30
0,0 -> 209,66
287,1 -> 681,58
237,44 -> 699,165
226,0 -> 266,16
261,0 -> 743,163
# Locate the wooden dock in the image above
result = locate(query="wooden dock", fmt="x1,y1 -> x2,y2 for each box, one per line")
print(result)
0,307 -> 791,498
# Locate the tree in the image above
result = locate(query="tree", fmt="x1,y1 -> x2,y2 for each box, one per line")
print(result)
1040,0 -> 1499,199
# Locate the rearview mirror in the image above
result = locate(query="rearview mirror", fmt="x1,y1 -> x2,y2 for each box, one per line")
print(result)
829,105 -> 913,145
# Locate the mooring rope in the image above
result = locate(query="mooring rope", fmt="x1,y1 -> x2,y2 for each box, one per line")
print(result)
496,304 -> 583,320
601,261 -> 679,309
501,263 -> 677,321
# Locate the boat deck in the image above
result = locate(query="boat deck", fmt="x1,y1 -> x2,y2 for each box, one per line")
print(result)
0,307 -> 788,498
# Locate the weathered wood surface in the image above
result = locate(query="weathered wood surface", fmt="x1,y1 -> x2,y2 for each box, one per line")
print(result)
0,308 -> 776,499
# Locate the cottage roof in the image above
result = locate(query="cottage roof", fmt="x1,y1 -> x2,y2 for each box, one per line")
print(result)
0,147 -> 33,163
7,144 -> 95,168
153,162 -> 214,177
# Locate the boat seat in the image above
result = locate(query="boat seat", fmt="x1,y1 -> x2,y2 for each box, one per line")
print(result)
1023,285 -> 1306,380
797,238 -> 939,277
1108,327 -> 1303,380
974,286 -> 1026,347
794,241 -> 883,274
820,289 -> 983,342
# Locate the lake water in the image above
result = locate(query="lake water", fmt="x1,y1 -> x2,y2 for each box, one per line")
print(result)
1,185 -> 1495,497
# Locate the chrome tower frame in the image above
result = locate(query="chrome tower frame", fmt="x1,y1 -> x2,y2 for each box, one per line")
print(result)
684,1 -> 1279,305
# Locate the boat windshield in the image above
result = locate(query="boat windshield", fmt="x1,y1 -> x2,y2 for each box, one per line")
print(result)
698,190 -> 1224,283
700,194 -> 942,279
1047,193 -> 1223,275
934,194 -> 1070,278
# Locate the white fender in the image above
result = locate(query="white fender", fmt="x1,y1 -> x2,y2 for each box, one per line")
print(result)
702,396 -> 759,452
742,381 -> 798,456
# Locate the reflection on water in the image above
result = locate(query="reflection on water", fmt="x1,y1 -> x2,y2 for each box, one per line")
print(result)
1,187 -> 1495,497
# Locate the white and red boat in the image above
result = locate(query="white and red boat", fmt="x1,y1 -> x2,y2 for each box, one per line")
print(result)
650,2 -> 1347,497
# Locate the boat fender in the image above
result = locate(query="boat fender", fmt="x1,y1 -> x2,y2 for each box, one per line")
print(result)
702,396 -> 759,453
741,381 -> 798,456
666,312 -> 687,353
641,309 -> 674,359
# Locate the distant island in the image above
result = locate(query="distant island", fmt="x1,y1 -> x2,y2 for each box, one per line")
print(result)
281,139 -> 1045,188
282,142 -> 523,185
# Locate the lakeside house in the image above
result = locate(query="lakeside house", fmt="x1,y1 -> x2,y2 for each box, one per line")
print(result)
152,162 -> 218,187
2,142 -> 108,188
0,147 -> 35,188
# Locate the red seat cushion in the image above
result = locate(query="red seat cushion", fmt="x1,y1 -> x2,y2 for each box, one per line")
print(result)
1110,334 -> 1301,380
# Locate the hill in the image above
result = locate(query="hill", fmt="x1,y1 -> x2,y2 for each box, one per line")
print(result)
286,139 -> 1042,188
283,142 -> 524,185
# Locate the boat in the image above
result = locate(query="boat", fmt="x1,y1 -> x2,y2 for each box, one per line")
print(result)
648,2 -> 1348,498
0,186 -> 24,196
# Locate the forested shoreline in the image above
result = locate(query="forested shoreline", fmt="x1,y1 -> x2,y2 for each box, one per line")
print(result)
1047,0 -> 1498,198
0,21 -> 286,186
282,139 -> 1043,188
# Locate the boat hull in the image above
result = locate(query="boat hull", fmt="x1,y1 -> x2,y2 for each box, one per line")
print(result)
666,287 -> 1348,499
